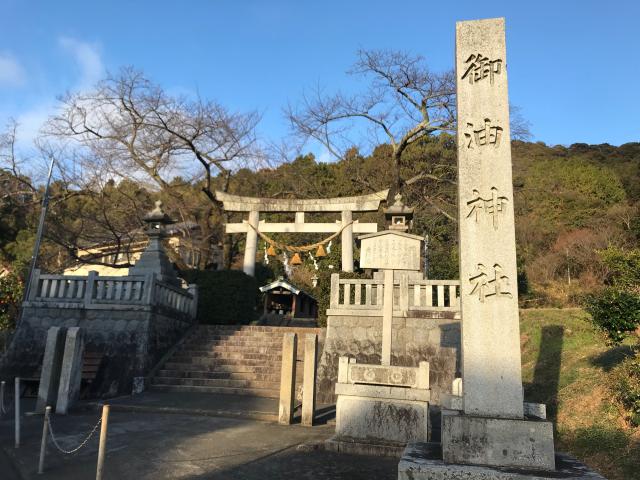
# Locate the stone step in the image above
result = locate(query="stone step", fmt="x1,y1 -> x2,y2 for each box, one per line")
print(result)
156,369 -> 282,382
189,334 -> 319,343
184,338 -> 285,346
200,325 -> 322,334
149,383 -> 280,398
163,362 -> 282,373
177,349 -> 284,358
192,334 -> 300,343
153,376 -> 278,390
176,347 -> 282,358
150,325 -> 317,396
158,366 -> 302,379
170,353 -> 283,363
175,348 -> 282,357
192,329 -> 317,336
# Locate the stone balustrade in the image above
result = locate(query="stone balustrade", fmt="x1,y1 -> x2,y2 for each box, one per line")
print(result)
328,273 -> 460,316
27,269 -> 197,318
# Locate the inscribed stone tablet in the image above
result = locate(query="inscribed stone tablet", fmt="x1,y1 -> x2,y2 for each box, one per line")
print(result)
359,231 -> 422,271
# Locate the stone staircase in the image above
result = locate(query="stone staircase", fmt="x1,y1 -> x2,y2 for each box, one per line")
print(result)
150,325 -> 322,398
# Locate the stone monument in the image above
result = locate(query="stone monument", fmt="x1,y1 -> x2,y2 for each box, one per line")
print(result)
330,201 -> 432,452
398,17 -> 604,480
56,327 -> 85,414
35,326 -> 67,413
128,200 -> 180,287
441,17 -> 554,471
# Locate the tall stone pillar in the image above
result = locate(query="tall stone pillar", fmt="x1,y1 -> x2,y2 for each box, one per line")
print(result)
35,327 -> 67,413
341,210 -> 354,272
279,333 -> 297,425
56,327 -> 85,414
243,210 -> 260,276
381,269 -> 394,366
456,17 -> 523,419
399,19 -> 556,473
301,333 -> 318,426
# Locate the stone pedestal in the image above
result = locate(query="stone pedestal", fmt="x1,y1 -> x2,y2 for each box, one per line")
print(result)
399,443 -> 606,480
35,326 -> 67,413
333,358 -> 430,447
441,413 -> 555,471
56,327 -> 85,414
335,384 -> 430,445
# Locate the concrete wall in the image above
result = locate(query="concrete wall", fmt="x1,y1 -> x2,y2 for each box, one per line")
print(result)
317,313 -> 460,406
1,303 -> 192,397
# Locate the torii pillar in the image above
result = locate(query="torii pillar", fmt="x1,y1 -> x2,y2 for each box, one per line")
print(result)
243,210 -> 260,276
341,210 -> 354,272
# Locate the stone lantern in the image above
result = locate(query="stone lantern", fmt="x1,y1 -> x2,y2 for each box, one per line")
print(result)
128,200 -> 181,286
384,193 -> 414,232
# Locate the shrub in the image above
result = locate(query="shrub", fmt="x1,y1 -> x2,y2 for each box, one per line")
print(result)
584,287 -> 640,343
181,270 -> 259,325
0,272 -> 23,331
610,356 -> 640,426
312,269 -> 370,327
598,246 -> 640,292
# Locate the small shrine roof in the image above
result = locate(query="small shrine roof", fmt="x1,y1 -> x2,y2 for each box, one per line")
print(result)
259,277 -> 316,301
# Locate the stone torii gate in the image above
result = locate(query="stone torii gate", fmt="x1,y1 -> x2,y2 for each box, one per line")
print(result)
216,189 -> 389,276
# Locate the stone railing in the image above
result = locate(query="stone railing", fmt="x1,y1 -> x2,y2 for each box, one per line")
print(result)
328,273 -> 460,316
27,269 -> 197,318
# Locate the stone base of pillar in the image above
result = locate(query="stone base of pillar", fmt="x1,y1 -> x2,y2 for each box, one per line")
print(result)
399,442 -> 606,480
441,412 -> 555,471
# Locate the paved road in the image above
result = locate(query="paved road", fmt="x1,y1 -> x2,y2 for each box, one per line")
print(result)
0,394 -> 398,479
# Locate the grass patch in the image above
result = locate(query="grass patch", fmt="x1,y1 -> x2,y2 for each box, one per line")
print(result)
520,308 -> 640,480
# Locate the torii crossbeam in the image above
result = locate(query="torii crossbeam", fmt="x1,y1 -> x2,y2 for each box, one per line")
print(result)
216,190 -> 389,275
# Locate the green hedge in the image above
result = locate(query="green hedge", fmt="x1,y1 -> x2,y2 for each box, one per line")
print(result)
584,287 -> 640,343
0,272 -> 23,331
312,269 -> 370,327
181,270 -> 260,325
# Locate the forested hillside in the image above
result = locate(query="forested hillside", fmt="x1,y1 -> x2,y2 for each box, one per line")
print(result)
2,138 -> 639,308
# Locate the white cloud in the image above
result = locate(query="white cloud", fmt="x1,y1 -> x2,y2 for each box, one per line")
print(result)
0,53 -> 26,87
10,37 -> 105,152
317,149 -> 332,163
58,36 -> 104,89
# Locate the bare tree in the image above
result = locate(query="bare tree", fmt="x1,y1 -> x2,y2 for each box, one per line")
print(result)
510,105 -> 533,142
287,49 -> 456,192
45,68 -> 263,268
287,49 -> 532,207
0,119 -> 39,204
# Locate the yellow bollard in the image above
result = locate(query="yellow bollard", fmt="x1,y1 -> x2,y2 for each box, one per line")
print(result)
95,404 -> 110,480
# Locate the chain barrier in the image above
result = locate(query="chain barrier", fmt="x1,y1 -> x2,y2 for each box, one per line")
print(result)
47,413 -> 102,455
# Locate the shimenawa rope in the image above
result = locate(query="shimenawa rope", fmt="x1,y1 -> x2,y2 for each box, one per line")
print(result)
247,221 -> 354,253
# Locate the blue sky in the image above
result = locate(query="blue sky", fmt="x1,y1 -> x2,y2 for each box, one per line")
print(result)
0,0 -> 638,159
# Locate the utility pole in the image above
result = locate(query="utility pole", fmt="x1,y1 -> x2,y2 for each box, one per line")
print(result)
21,156 -> 55,311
